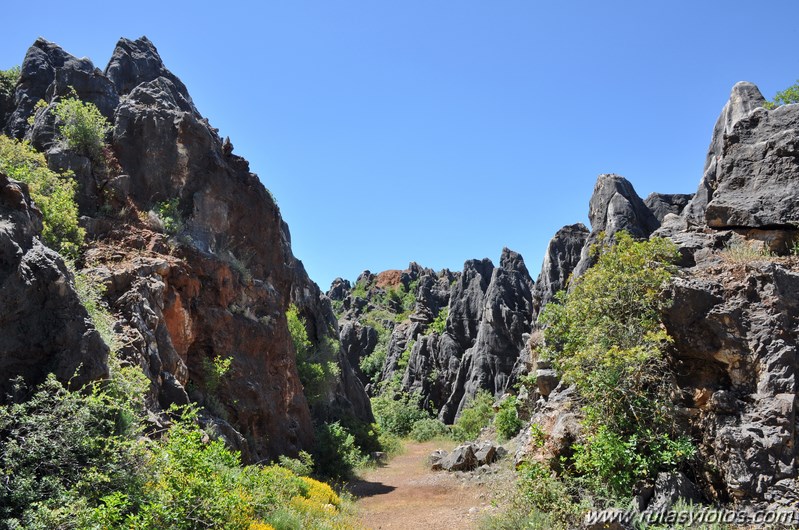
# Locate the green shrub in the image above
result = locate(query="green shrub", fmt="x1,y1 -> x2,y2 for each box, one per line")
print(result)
0,375 -> 145,527
1,380 -> 355,529
410,417 -> 449,442
287,305 -> 340,406
430,306 -> 448,334
451,390 -> 495,441
154,198 -> 183,235
359,346 -> 386,383
0,66 -> 19,101
494,396 -> 522,440
277,451 -> 314,477
480,462 -> 588,530
0,135 -> 84,257
763,79 -> 799,109
377,430 -> 404,456
540,232 -> 694,497
53,93 -> 111,159
71,265 -> 120,351
202,355 -> 232,395
371,392 -> 430,437
312,421 -> 367,480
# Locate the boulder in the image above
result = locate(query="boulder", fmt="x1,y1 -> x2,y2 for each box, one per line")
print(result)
429,449 -> 448,471
645,472 -> 703,514
440,443 -> 477,471
474,442 -> 498,465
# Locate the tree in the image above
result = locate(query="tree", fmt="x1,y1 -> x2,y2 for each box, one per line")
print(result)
540,232 -> 694,496
764,79 -> 799,109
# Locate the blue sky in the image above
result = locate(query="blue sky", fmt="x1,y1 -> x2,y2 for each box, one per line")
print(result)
3,1 -> 799,289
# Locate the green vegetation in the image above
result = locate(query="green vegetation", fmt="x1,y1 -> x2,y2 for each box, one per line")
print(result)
371,392 -> 430,437
72,266 -> 120,351
154,198 -> 183,235
313,421 -> 367,480
202,355 -> 232,395
54,93 -> 111,159
201,355 -> 233,418
0,66 -> 20,101
0,135 -> 84,257
540,232 -> 693,497
480,463 -> 588,530
358,317 -> 390,384
763,79 -> 799,109
409,418 -> 449,442
1,376 -> 357,529
451,390 -> 495,441
277,451 -> 314,477
429,306 -> 448,334
286,304 -> 340,406
494,396 -> 522,441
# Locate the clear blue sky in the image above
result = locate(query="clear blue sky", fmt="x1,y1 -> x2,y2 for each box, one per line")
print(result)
3,2 -> 799,289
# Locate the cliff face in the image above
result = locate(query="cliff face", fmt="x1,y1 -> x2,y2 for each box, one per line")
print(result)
0,37 -> 371,461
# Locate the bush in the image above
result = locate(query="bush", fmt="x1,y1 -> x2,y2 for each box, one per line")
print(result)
313,421 -> 367,480
371,392 -> 430,437
0,135 -> 84,257
0,375 -> 145,527
480,462 -> 588,530
278,451 -> 314,477
540,232 -> 694,496
764,79 -> 799,110
410,418 -> 449,442
451,390 -> 495,441
494,396 -> 522,440
429,306 -> 448,334
0,379 -> 356,529
0,66 -> 19,101
287,305 -> 340,406
53,93 -> 111,159
154,198 -> 183,235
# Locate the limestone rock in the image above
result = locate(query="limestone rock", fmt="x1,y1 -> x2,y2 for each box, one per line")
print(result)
572,174 -> 659,279
0,172 -> 109,398
532,223 -> 589,314
682,82 -> 768,226
644,192 -> 693,224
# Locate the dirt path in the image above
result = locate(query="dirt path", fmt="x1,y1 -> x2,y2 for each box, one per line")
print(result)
349,440 -> 496,530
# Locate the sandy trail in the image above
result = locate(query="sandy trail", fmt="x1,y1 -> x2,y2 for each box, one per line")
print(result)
349,440 -> 495,530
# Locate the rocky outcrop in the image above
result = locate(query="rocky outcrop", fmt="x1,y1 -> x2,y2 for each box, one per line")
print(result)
682,82 -> 768,226
515,82 -> 799,513
1,37 -> 371,461
664,257 -> 798,509
335,250 -> 535,424
644,193 -> 693,224
0,171 -> 108,398
532,223 -> 589,313
439,249 -> 534,422
572,174 -> 660,279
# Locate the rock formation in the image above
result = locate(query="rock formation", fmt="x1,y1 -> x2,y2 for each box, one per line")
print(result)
0,171 -> 108,398
0,37 -> 371,461
571,173 -> 660,279
516,81 -> 799,513
332,249 -> 535,424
